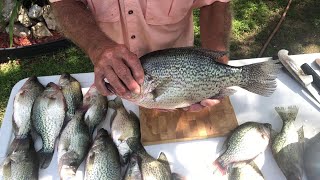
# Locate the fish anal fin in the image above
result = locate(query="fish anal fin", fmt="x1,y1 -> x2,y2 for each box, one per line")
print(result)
157,152 -> 169,165
212,88 -> 237,99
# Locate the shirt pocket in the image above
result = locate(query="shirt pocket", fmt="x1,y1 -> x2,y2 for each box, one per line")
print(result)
145,0 -> 194,25
87,0 -> 120,22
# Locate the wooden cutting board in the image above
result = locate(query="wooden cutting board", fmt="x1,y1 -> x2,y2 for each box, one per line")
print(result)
139,97 -> 238,145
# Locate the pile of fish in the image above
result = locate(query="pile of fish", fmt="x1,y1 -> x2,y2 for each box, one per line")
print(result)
0,73 -> 181,180
212,105 -> 320,180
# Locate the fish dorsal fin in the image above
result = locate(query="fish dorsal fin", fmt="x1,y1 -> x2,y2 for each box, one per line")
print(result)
195,48 -> 228,60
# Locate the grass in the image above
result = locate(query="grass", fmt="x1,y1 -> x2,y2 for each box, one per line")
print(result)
0,0 -> 319,124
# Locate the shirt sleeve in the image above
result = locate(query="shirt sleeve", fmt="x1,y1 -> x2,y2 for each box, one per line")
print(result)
192,0 -> 230,9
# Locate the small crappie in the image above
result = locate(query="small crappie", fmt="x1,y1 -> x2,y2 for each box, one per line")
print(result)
58,110 -> 91,179
109,97 -> 141,164
31,82 -> 67,169
304,132 -> 320,180
59,73 -> 83,123
84,129 -> 121,180
124,153 -> 142,180
271,106 -> 304,180
127,47 -> 281,109
83,85 -> 108,134
126,139 -> 172,180
213,122 -> 271,175
1,136 -> 39,180
228,161 -> 264,180
13,76 -> 44,138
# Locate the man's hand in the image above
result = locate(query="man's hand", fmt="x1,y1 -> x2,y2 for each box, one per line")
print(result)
92,44 -> 144,97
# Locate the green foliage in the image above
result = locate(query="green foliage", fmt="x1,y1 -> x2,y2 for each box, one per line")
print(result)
9,0 -> 21,47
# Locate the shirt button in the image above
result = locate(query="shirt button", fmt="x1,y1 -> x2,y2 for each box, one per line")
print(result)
131,35 -> 136,39
128,10 -> 133,14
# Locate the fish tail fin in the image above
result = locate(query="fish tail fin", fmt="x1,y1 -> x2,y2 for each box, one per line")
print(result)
38,149 -> 54,169
212,158 -> 227,176
240,60 -> 281,96
59,152 -> 79,179
275,105 -> 299,123
108,97 -> 123,109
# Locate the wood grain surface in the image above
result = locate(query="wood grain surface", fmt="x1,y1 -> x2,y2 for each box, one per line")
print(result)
139,97 -> 238,145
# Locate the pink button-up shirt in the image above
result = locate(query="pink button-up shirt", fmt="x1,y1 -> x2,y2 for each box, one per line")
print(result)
51,0 -> 230,57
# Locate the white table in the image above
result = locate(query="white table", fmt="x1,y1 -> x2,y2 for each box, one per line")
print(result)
1,53 -> 320,180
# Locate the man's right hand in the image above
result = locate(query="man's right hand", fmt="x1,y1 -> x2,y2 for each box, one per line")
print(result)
91,44 -> 145,98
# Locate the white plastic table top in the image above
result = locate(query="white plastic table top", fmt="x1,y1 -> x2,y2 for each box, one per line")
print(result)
1,53 -> 320,180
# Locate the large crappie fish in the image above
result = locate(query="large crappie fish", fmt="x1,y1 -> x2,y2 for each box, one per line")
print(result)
213,122 -> 271,175
12,76 -> 44,139
109,97 -> 141,164
1,136 -> 39,180
59,73 -> 83,123
31,82 -> 67,169
126,47 -> 281,109
304,132 -> 320,180
84,129 -> 121,180
271,106 -> 304,180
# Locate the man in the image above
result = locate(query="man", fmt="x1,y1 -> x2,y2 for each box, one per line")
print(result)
50,0 -> 232,111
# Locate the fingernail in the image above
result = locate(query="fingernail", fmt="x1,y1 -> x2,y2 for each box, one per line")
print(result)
133,87 -> 140,94
138,79 -> 144,85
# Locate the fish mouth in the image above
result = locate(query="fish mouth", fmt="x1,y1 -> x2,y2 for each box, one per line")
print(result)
261,123 -> 272,138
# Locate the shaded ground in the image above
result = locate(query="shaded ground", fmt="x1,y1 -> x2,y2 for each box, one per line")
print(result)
0,0 -> 319,124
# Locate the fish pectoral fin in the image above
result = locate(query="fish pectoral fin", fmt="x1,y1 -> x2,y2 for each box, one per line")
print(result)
297,126 -> 305,153
86,151 -> 96,172
1,158 -> 12,179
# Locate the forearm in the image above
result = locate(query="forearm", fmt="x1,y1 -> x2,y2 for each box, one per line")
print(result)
200,2 -> 231,62
51,0 -> 116,64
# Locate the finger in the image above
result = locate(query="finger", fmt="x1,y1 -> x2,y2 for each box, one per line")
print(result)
113,60 -> 141,94
94,72 -> 113,96
122,52 -> 144,85
105,66 -> 128,96
200,99 -> 221,107
185,104 -> 204,112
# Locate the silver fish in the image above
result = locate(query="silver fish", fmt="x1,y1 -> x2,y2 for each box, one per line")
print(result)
83,85 -> 108,135
59,73 -> 83,123
12,76 -> 44,139
31,82 -> 67,169
304,132 -> 320,180
126,47 -> 281,109
1,136 -> 39,180
126,138 -> 175,180
58,110 -> 91,179
109,97 -> 141,164
213,122 -> 271,175
84,129 -> 121,180
271,106 -> 304,180
228,161 -> 264,180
